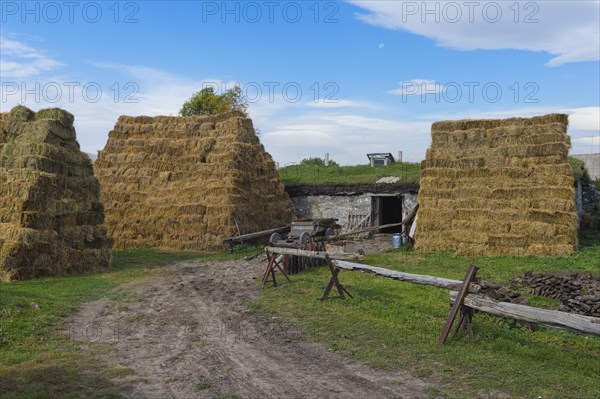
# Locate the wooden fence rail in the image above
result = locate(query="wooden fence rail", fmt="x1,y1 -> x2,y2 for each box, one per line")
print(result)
263,247 -> 600,338
224,225 -> 290,242
264,246 -> 365,262
332,260 -> 481,292
450,291 -> 600,337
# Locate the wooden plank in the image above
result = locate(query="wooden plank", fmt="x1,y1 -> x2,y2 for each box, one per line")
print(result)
266,252 -> 480,292
409,215 -> 418,239
450,291 -> 600,337
321,260 -> 352,300
347,213 -> 371,232
264,247 -> 366,261
337,222 -> 405,238
340,206 -> 420,238
332,260 -> 480,292
402,204 -> 419,225
224,225 -> 290,242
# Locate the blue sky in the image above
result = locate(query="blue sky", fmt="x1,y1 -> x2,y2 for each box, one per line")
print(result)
1,0 -> 599,164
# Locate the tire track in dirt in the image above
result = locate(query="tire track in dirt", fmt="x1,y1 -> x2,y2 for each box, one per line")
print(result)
70,257 -> 430,399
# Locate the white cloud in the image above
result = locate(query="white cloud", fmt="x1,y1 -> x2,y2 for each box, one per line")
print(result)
306,99 -> 368,109
0,36 -> 63,78
348,0 -> 600,66
573,136 -> 600,147
378,43 -> 385,49
0,62 -> 208,151
262,106 -> 598,165
3,37 -> 596,166
568,107 -> 600,132
1,58 -> 395,163
387,79 -> 445,96
261,112 -> 431,165
421,106 -> 598,127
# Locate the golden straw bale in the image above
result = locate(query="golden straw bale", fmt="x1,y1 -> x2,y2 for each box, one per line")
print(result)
0,106 -> 113,281
415,114 -> 577,257
95,111 -> 294,252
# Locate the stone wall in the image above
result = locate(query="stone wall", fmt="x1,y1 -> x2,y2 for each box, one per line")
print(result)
402,194 -> 418,219
290,192 -> 418,232
576,180 -> 599,228
291,195 -> 371,229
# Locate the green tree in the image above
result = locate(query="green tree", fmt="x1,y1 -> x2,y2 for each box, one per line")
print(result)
179,85 -> 248,116
300,157 -> 339,167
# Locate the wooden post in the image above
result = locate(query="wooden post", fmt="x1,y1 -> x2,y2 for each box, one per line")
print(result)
439,265 -> 479,344
321,257 -> 353,301
262,252 -> 276,286
452,307 -> 475,341
262,253 -> 291,287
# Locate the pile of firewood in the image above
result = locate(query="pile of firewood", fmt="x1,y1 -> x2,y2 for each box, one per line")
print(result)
477,280 -> 528,305
512,272 -> 600,317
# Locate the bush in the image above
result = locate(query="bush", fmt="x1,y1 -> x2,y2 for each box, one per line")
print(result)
299,157 -> 339,167
567,156 -> 591,182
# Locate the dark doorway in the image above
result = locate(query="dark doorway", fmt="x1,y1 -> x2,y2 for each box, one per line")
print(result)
372,196 -> 403,233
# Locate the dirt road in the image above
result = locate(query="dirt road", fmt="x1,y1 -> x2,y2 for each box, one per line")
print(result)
70,256 -> 430,398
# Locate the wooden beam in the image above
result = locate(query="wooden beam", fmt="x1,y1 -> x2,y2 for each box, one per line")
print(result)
264,247 -> 365,261
402,204 -> 419,225
450,291 -> 600,337
439,265 -> 479,344
332,260 -> 480,292
224,225 -> 290,242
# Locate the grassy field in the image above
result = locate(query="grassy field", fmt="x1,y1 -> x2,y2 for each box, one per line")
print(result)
2,239 -> 599,398
279,162 -> 421,186
0,247 -> 257,399
254,232 -> 600,399
279,157 -> 592,188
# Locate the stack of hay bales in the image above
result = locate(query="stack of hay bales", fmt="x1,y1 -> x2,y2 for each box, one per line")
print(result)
0,106 -> 113,281
415,114 -> 578,257
94,111 -> 295,252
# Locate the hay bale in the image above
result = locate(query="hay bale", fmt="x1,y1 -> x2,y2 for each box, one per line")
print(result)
94,111 -> 295,252
0,106 -> 113,281
415,114 -> 578,257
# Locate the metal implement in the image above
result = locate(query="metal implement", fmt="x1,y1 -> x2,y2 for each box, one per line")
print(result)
265,219 -> 338,278
287,218 -> 340,242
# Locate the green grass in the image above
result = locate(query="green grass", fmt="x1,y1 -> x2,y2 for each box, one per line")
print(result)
0,247 -> 237,399
280,159 -> 589,187
279,162 -> 421,186
2,240 -> 599,398
195,378 -> 212,390
254,235 -> 600,399
567,156 -> 591,182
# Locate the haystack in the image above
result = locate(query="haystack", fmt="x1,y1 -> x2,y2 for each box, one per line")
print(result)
415,114 -> 578,257
0,106 -> 113,281
94,111 -> 295,252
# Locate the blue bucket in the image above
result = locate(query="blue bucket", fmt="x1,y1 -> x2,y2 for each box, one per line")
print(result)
392,234 -> 402,249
